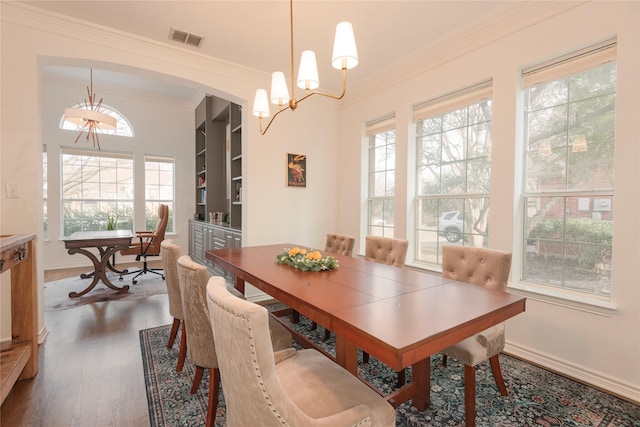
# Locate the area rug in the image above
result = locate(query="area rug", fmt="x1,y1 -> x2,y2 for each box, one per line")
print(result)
140,319 -> 640,426
45,271 -> 167,311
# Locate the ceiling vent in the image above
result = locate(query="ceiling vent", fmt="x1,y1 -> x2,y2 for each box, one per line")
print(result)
169,28 -> 203,48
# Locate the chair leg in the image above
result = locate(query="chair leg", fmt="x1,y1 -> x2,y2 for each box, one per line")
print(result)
489,354 -> 508,396
176,322 -> 187,372
167,318 -> 180,349
363,351 -> 370,364
441,354 -> 448,367
206,368 -> 220,427
310,321 -> 318,330
191,366 -> 204,394
464,364 -> 476,427
323,328 -> 331,341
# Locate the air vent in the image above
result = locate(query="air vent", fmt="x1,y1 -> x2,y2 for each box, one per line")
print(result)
169,28 -> 203,48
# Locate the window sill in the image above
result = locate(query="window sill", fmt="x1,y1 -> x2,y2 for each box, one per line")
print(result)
509,281 -> 618,316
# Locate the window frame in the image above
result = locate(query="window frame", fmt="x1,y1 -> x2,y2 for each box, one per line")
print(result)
366,115 -> 396,238
518,39 -> 617,301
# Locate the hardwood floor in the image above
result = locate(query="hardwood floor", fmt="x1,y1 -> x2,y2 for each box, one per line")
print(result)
1,265 -> 171,426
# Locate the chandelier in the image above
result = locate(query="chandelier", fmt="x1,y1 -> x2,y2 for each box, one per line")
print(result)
252,0 -> 358,135
64,68 -> 116,150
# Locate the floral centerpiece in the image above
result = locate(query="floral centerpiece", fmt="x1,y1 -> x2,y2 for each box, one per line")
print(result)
276,247 -> 339,272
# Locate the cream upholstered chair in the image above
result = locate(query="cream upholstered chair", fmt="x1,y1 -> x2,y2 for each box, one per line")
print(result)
325,233 -> 356,257
205,276 -> 396,427
311,233 -> 357,340
362,235 -> 409,384
177,255 -> 292,427
441,245 -> 512,427
160,239 -> 187,372
364,235 -> 408,267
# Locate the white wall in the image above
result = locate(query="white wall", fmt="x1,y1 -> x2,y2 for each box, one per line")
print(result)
337,2 -> 639,401
41,78 -> 194,269
1,3 -> 339,344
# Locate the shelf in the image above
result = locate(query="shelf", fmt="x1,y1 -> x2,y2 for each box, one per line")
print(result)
231,124 -> 242,134
232,201 -> 242,205
197,170 -> 206,175
232,176 -> 242,181
197,148 -> 206,156
232,154 -> 242,161
1,342 -> 30,404
197,185 -> 206,189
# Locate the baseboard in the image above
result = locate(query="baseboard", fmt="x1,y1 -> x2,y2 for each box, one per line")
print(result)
504,341 -> 640,405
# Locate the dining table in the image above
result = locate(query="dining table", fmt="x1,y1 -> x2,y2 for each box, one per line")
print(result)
62,230 -> 134,298
205,243 -> 526,419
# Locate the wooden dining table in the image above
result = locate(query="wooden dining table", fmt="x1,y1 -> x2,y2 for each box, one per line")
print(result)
205,243 -> 526,418
63,230 -> 134,298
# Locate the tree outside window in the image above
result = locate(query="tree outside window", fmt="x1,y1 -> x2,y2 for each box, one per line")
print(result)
414,96 -> 492,265
523,60 -> 616,296
61,149 -> 134,236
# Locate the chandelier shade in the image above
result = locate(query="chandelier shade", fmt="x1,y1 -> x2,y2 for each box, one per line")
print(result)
332,22 -> 359,70
64,107 -> 116,130
297,50 -> 320,90
252,0 -> 358,135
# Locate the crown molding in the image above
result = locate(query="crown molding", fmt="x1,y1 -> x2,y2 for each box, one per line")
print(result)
42,74 -> 197,110
344,1 -> 586,107
1,2 -> 267,88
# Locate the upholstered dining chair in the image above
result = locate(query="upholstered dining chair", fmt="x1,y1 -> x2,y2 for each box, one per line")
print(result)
205,276 -> 397,427
440,245 -> 512,427
311,233 -> 357,340
362,235 -> 409,385
159,239 -> 186,372
364,235 -> 409,267
177,255 -> 292,427
120,203 -> 168,284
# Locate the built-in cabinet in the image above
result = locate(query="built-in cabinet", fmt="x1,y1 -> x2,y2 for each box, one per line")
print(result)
192,95 -> 243,281
194,95 -> 242,230
189,220 -> 241,282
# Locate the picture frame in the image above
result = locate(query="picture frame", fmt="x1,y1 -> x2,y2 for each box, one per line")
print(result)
287,153 -> 306,187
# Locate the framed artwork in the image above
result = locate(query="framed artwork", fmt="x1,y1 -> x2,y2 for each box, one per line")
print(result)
287,153 -> 306,187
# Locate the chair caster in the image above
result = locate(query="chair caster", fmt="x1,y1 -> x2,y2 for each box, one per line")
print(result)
132,280 -> 138,284
119,277 -> 123,281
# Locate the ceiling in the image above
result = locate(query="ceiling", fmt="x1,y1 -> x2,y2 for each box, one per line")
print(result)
26,1 -> 510,104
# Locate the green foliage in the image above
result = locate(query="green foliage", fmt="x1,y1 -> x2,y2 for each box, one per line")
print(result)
276,247 -> 339,272
529,218 -> 612,268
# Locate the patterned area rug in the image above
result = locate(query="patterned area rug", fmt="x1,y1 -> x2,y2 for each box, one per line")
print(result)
140,319 -> 640,426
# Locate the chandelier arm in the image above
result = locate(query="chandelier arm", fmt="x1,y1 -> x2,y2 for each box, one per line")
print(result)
295,67 -> 348,105
259,104 -> 293,135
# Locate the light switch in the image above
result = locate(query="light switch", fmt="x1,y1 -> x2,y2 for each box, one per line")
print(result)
5,183 -> 19,199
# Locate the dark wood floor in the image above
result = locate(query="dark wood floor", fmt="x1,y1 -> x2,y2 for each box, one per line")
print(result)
1,266 -> 171,426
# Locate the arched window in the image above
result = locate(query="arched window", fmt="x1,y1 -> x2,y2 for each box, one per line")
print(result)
60,103 -> 134,137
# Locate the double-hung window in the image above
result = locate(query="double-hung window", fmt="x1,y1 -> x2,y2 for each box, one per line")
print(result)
61,148 -> 134,236
522,39 -> 616,297
366,114 -> 396,237
413,81 -> 493,265
144,156 -> 174,233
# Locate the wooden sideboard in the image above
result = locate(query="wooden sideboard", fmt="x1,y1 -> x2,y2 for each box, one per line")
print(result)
0,233 -> 38,405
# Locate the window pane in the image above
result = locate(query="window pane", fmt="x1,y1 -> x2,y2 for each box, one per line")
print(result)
367,129 -> 396,235
61,149 -> 134,236
414,94 -> 493,266
522,60 -> 616,295
145,158 -> 174,233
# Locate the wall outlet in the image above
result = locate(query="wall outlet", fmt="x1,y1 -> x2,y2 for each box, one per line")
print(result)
5,183 -> 19,199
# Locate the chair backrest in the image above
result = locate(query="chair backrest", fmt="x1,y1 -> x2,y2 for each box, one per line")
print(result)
160,239 -> 183,320
364,236 -> 408,268
325,233 -> 355,256
206,277 -> 313,426
177,255 -> 219,369
152,203 -> 169,245
441,246 -> 512,291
